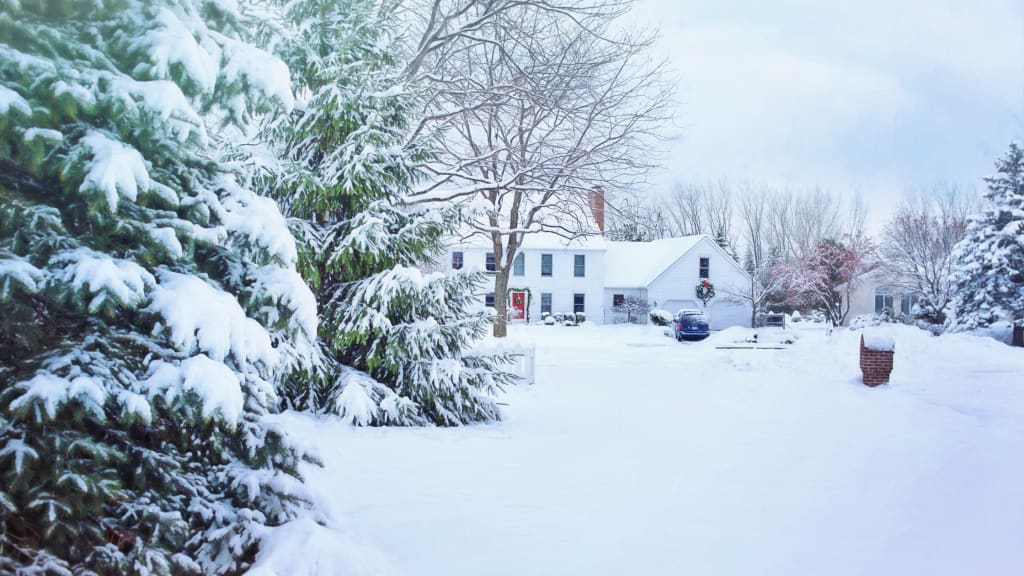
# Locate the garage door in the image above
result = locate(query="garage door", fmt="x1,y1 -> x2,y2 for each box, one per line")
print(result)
707,301 -> 751,329
661,300 -> 700,316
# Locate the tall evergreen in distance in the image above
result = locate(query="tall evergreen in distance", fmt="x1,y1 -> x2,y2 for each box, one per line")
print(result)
949,143 -> 1024,331
0,1 -> 318,573
257,0 -> 513,425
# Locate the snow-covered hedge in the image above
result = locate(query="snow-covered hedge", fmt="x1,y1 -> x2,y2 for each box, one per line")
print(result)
650,309 -> 674,326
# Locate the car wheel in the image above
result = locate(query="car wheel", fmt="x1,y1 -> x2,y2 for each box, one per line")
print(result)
676,333 -> 683,341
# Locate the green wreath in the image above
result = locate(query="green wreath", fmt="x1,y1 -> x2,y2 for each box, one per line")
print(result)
695,279 -> 715,306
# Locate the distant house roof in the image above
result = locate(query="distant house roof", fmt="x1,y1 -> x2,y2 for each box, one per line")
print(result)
604,235 -> 706,287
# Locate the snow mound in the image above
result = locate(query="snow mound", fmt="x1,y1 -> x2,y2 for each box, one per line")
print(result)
705,326 -> 798,346
249,517 -> 397,576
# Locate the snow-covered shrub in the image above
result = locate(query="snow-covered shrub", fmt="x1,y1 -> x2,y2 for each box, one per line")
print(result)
0,2 -> 317,573
255,0 -> 513,426
543,316 -> 556,326
790,310 -> 802,322
649,309 -> 674,326
849,314 -> 887,330
575,312 -> 587,324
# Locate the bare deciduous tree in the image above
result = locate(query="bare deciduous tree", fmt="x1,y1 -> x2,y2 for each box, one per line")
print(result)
880,183 -> 977,324
611,295 -> 650,324
778,234 -> 876,326
407,1 -> 673,336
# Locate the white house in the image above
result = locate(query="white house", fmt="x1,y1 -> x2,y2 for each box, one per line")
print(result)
444,231 -> 608,323
441,232 -> 753,329
603,236 -> 752,328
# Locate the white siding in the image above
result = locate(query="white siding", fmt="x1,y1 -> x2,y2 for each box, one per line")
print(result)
646,237 -> 751,329
603,287 -> 648,323
445,245 -> 606,323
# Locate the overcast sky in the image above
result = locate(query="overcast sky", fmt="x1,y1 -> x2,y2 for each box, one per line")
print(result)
627,0 -> 1024,220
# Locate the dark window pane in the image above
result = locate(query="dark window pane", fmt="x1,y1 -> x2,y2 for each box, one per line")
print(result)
613,294 -> 624,306
486,252 -> 495,272
485,293 -> 495,307
699,257 -> 710,279
574,254 -> 585,277
573,293 -> 585,313
452,251 -> 463,270
541,292 -> 552,314
541,254 -> 552,276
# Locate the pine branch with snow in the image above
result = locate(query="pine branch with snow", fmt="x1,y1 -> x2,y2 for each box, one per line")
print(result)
949,143 -> 1024,331
0,2 -> 318,573
253,0 -> 512,425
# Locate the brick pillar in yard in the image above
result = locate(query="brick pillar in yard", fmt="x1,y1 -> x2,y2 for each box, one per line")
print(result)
859,335 -> 894,387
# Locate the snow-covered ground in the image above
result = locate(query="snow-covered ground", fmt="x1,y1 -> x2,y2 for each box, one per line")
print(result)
258,323 -> 1024,576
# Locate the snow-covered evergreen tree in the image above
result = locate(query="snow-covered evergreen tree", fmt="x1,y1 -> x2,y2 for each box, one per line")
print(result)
0,2 -> 318,573
949,143 -> 1024,330
256,0 -> 512,426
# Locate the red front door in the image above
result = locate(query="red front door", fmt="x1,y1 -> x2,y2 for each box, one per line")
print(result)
510,291 -> 526,321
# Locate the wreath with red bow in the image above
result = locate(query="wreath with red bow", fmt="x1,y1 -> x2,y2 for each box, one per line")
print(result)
695,279 -> 715,306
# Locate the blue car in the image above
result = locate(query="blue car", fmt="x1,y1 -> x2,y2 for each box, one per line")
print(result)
675,309 -> 710,341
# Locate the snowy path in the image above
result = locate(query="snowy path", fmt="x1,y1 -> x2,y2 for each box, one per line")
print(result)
274,325 -> 1024,576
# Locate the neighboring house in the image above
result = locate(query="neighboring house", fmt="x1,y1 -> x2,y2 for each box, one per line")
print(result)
843,269 -> 921,325
440,232 -> 753,328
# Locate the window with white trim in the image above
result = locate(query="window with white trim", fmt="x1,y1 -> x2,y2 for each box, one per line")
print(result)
513,253 -> 524,276
541,254 -> 552,277
874,287 -> 893,314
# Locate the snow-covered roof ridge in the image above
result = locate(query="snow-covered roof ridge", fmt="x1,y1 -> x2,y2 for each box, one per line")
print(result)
604,235 -> 707,288
446,224 -> 607,251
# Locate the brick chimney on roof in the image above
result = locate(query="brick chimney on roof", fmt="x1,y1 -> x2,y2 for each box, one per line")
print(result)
588,186 -> 605,232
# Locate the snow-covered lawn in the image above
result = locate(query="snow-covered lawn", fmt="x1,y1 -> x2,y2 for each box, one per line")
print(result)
262,323 -> 1024,576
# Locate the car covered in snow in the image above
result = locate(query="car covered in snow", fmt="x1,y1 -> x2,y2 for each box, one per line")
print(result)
675,309 -> 710,341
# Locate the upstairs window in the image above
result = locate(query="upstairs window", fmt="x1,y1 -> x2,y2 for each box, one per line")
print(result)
574,254 -> 585,277
513,253 -> 525,276
699,257 -> 710,279
452,251 -> 463,270
486,252 -> 496,272
541,254 -> 552,277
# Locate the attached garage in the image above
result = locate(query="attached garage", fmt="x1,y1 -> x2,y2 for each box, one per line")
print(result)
604,235 -> 753,328
707,301 -> 751,329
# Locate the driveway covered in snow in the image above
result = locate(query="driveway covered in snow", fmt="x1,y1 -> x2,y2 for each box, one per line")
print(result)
268,324 -> 1024,576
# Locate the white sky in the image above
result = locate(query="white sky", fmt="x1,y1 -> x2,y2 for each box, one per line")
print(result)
627,0 -> 1024,222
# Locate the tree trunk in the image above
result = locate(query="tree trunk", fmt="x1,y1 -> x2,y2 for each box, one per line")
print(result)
493,268 -> 510,338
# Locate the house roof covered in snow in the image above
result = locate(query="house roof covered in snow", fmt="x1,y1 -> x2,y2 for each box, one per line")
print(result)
604,235 -> 707,288
450,228 -> 607,251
